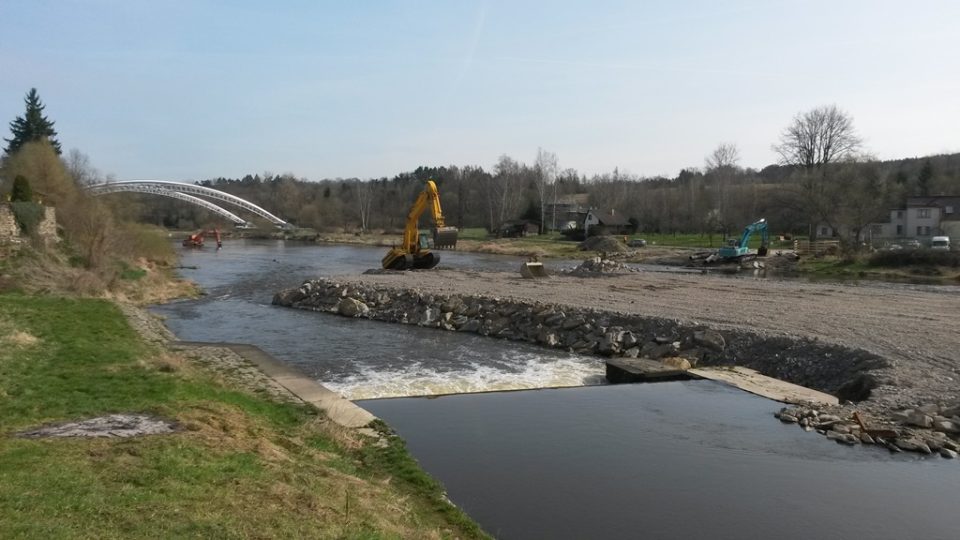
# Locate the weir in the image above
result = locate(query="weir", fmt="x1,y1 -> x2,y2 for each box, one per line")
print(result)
272,276 -> 960,456
273,277 -> 885,403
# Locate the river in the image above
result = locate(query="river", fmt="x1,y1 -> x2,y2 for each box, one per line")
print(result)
152,240 -> 959,540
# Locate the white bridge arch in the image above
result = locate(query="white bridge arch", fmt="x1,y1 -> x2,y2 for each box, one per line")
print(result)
86,180 -> 288,227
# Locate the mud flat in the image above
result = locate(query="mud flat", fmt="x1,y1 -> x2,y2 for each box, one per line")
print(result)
274,269 -> 960,458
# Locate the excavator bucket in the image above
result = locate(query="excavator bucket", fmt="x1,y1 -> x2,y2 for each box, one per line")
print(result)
433,227 -> 458,250
520,261 -> 549,279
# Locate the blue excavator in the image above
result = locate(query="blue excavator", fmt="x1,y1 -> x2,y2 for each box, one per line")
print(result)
717,218 -> 769,261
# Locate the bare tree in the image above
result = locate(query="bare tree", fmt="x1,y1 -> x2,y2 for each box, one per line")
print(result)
773,105 -> 863,238
481,155 -> 523,232
64,148 -> 101,186
774,105 -> 862,170
535,147 -> 558,232
354,179 -> 374,232
704,143 -> 741,237
705,143 -> 740,171
833,159 -> 891,248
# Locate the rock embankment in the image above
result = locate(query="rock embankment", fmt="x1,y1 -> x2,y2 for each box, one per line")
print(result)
273,278 -> 883,398
273,277 -> 958,458
774,404 -> 959,459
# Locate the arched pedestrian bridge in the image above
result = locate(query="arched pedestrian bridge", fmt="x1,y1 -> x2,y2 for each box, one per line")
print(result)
86,180 -> 289,228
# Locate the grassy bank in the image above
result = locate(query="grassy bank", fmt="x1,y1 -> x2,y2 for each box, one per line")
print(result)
798,249 -> 960,283
0,294 -> 486,539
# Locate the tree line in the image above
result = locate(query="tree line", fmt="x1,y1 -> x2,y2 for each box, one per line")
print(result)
142,105 -> 959,245
4,89 -> 959,246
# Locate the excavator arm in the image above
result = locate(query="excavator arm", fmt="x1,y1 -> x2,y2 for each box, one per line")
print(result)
740,219 -> 769,256
717,218 -> 769,259
382,180 -> 458,270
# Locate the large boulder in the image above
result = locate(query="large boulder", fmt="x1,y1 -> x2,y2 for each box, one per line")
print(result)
272,287 -> 306,306
661,357 -> 692,370
693,329 -> 726,351
932,419 -> 959,434
337,297 -> 369,317
641,341 -> 677,360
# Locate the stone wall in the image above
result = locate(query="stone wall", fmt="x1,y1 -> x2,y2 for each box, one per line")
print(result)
38,207 -> 58,242
274,278 -> 887,401
0,203 -> 59,247
0,204 -> 20,244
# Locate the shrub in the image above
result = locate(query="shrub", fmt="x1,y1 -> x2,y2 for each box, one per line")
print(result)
9,201 -> 44,235
868,249 -> 960,268
10,175 -> 33,202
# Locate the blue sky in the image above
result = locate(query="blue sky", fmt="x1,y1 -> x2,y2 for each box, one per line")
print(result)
1,0 -> 958,180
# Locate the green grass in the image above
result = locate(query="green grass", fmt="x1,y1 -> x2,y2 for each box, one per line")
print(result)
457,228 -> 491,241
0,294 -> 487,539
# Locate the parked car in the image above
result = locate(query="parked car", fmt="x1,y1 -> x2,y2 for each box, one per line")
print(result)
931,236 -> 951,250
627,238 -> 647,248
904,239 -> 922,250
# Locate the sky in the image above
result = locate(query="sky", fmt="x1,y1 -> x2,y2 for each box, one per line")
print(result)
1,0 -> 958,181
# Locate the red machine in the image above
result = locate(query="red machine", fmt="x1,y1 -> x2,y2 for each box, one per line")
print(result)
182,228 -> 222,249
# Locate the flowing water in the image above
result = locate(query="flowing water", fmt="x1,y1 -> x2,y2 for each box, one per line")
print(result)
151,240 -> 607,398
153,240 -> 960,539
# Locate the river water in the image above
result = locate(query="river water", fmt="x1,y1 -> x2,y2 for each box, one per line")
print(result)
153,240 -> 959,540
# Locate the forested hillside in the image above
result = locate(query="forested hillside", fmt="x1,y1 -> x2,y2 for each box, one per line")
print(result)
124,151 -> 960,240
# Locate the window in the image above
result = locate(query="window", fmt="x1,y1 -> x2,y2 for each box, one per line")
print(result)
946,206 -> 954,214
896,225 -> 903,235
896,210 -> 903,219
917,226 -> 923,235
820,227 -> 828,236
925,226 -> 932,236
918,208 -> 931,218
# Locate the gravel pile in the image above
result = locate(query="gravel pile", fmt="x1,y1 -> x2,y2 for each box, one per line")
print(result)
564,257 -> 636,276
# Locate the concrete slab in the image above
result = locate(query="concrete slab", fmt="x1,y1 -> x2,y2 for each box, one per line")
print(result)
688,366 -> 839,406
606,358 -> 691,384
174,341 -> 377,429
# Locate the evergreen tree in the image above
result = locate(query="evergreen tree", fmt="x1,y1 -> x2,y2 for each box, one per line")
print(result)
4,88 -> 61,156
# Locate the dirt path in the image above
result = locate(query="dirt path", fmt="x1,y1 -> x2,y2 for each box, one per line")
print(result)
339,269 -> 960,407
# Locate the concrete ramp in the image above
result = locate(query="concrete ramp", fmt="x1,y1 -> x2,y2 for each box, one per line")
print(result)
175,341 -> 377,428
689,366 -> 838,406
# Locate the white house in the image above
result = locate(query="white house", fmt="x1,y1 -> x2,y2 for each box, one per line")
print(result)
866,196 -> 960,244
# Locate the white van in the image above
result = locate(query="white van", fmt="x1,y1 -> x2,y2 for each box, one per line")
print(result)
931,236 -> 951,250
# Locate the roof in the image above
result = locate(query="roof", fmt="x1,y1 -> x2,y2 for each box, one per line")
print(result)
907,196 -> 960,221
590,210 -> 630,226
906,196 -> 960,208
552,193 -> 590,206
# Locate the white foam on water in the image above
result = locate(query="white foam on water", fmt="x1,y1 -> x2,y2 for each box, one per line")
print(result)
324,353 -> 607,400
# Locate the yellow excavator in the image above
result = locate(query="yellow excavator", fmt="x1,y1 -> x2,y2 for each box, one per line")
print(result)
381,180 -> 458,270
